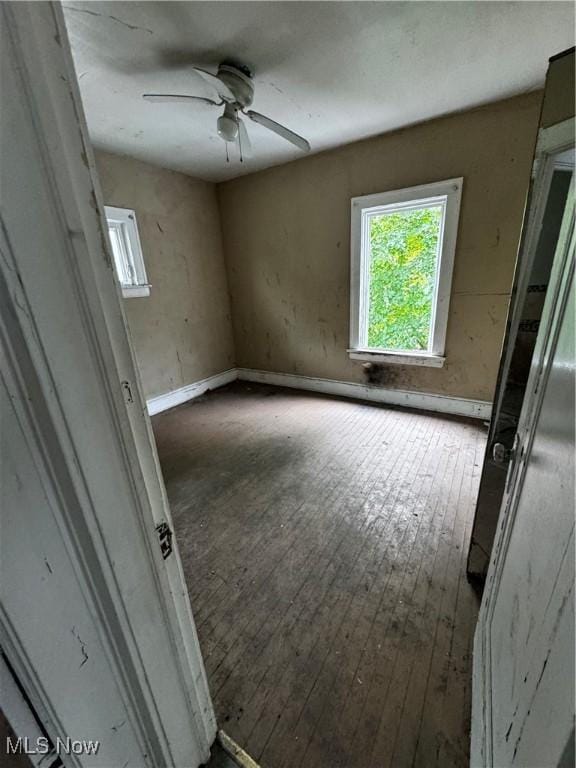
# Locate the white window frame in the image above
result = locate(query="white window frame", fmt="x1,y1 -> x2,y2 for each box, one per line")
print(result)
105,205 -> 150,298
349,177 -> 463,367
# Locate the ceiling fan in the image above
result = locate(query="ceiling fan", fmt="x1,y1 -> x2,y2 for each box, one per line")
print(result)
143,61 -> 311,160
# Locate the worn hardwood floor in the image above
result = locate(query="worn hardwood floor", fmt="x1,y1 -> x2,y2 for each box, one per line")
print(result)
153,382 -> 486,768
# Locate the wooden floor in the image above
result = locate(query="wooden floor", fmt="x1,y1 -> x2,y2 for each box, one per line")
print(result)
153,383 -> 486,768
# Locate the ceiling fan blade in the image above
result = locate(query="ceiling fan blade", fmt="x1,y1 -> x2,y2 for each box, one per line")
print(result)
237,118 -> 252,158
192,67 -> 235,102
143,94 -> 221,106
245,110 -> 310,153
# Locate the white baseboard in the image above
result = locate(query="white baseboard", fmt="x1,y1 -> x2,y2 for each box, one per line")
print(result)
237,368 -> 492,420
146,368 -> 237,415
147,366 -> 492,420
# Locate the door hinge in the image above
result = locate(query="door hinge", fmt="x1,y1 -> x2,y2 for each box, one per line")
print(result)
121,380 -> 134,404
155,522 -> 173,560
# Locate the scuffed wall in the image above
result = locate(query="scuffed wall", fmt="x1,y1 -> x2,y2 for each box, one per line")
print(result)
95,151 -> 235,399
217,91 -> 542,402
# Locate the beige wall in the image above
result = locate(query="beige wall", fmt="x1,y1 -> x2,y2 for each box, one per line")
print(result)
96,92 -> 543,404
218,92 -> 542,402
96,151 -> 235,399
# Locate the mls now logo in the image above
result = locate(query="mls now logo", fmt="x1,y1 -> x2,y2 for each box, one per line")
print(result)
6,736 -> 100,756
55,737 -> 100,755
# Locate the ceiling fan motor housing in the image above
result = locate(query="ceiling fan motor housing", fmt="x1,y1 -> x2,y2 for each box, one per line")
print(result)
218,63 -> 254,108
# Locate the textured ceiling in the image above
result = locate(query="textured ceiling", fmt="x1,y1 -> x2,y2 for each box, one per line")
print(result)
64,1 -> 575,182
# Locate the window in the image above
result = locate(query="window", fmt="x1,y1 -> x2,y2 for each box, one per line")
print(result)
105,206 -> 150,298
349,178 -> 463,367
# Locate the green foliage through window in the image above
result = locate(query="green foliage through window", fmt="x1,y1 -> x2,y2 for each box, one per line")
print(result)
367,205 -> 442,351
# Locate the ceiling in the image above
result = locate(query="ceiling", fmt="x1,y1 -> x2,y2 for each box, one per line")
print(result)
64,1 -> 575,183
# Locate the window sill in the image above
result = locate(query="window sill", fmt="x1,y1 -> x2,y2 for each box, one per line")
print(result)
122,284 -> 151,299
348,349 -> 446,368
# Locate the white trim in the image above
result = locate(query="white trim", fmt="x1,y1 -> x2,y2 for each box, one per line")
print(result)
146,367 -> 491,419
1,4 -> 215,766
348,349 -> 446,368
0,656 -> 58,768
349,177 -> 463,361
218,730 -> 261,768
236,368 -> 491,420
493,117 -> 575,427
147,369 -> 237,415
472,175 -> 575,767
121,284 -> 151,298
534,116 -> 575,160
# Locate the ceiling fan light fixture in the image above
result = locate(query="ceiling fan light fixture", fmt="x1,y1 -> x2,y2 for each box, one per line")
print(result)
217,106 -> 239,142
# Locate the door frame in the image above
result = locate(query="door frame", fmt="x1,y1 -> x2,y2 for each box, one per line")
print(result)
471,134 -> 574,765
1,3 -> 215,764
491,117 -> 575,428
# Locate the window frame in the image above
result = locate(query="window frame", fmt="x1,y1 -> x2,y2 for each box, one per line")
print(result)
104,205 -> 150,298
349,177 -> 463,367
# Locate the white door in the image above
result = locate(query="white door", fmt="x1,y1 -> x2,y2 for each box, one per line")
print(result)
471,176 -> 575,766
0,3 -> 215,766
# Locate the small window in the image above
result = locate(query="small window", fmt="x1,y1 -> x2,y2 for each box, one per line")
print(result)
349,178 -> 463,367
105,206 -> 150,298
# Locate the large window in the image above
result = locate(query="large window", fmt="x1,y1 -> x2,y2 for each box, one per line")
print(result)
105,206 -> 150,298
350,178 -> 463,367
